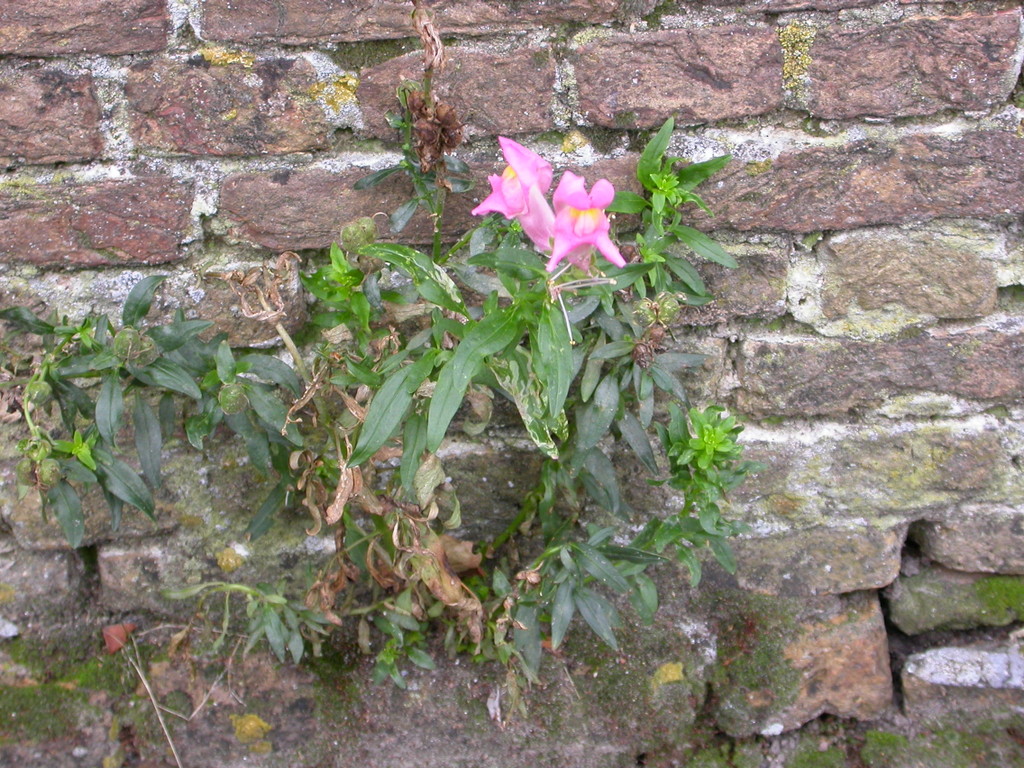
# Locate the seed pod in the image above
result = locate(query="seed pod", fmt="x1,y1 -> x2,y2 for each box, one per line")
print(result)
217,382 -> 249,415
15,459 -> 34,487
340,217 -> 378,253
23,379 -> 52,405
36,458 -> 61,489
112,328 -> 142,361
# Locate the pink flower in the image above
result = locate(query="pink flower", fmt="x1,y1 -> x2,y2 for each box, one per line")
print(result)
545,172 -> 625,273
472,137 -> 555,252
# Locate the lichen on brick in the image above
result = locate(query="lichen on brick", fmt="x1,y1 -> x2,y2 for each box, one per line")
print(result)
778,24 -> 816,98
200,46 -> 256,68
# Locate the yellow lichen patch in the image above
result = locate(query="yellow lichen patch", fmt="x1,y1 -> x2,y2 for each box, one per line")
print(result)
561,130 -> 590,154
308,75 -> 359,109
0,583 -> 15,605
230,713 -> 272,744
778,24 -> 816,95
744,159 -> 773,176
651,661 -> 684,694
249,740 -> 273,754
216,547 -> 245,573
200,46 -> 256,68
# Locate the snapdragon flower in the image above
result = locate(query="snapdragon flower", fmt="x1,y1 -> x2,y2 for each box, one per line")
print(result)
546,172 -> 625,273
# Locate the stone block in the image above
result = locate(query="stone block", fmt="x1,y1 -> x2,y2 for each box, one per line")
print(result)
886,564 -> 1024,635
0,64 -> 103,166
710,590 -> 891,737
0,178 -> 192,268
0,0 -> 167,55
735,321 -> 1024,417
806,11 -> 1024,118
126,56 -> 332,156
700,132 -> 1024,233
914,504 -> 1024,574
573,27 -> 783,129
359,47 -> 556,139
733,524 -> 905,597
816,223 -> 999,324
199,0 -> 618,44
902,645 -> 1024,722
0,537 -> 74,625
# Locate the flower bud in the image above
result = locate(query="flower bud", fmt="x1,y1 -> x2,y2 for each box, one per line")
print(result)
23,379 -> 52,405
35,458 -> 61,489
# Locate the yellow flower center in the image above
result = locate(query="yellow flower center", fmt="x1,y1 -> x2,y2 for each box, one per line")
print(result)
570,207 -> 601,235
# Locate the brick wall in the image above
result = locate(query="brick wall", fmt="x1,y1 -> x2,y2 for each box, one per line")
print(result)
2,0 -> 1024,760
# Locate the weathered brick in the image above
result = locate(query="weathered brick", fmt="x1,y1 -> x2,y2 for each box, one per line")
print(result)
698,0 -> 874,11
0,178 -> 192,267
0,65 -> 103,165
200,0 -> 617,44
219,165 -> 485,250
0,0 -> 167,55
817,224 -> 998,322
126,56 -> 331,157
358,47 -> 557,138
0,536 -> 74,623
701,131 -> 1024,232
914,504 -> 1024,574
733,421 -> 1013,527
732,524 -> 904,596
806,11 -> 1024,119
574,27 -> 782,129
736,322 -> 1024,417
712,590 -> 891,737
903,646 -> 1024,723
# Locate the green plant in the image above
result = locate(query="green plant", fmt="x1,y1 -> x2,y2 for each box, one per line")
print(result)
0,22 -> 756,689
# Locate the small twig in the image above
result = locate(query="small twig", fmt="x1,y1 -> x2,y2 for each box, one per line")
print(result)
123,638 -> 184,768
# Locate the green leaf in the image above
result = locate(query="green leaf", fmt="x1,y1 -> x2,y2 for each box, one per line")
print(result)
95,452 -> 155,518
671,225 -> 738,268
406,646 -> 436,670
637,118 -> 674,188
247,384 -> 301,445
513,601 -> 542,679
648,361 -> 689,404
48,482 -> 84,548
130,359 -> 202,400
536,301 -> 573,419
263,608 -> 287,662
588,339 -> 635,362
0,307 -> 55,335
675,154 -> 732,192
427,309 -> 524,451
576,374 -> 620,452
574,587 -> 619,650
96,373 -> 124,445
607,190 -> 649,215
655,352 -> 708,373
347,366 -> 415,467
710,537 -> 737,575
366,243 -> 467,315
617,411 -> 658,474
214,341 -> 236,384
146,320 -> 213,352
122,275 -> 167,327
630,572 -> 658,624
550,579 -> 575,650
488,350 -> 563,459
246,479 -> 289,539
238,354 -> 303,397
390,198 -> 419,233
575,543 -> 630,593
132,397 -> 162,488
400,410 -> 428,495
353,165 -> 402,190
224,411 -> 272,474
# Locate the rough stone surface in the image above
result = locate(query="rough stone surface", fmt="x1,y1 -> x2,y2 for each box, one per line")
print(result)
0,178 -> 192,267
733,420 -> 1014,527
733,524 -> 905,597
735,322 -> 1024,417
817,224 -> 998,322
0,538 -> 73,624
886,564 -> 1024,635
700,0 -> 875,10
126,56 -> 332,156
711,590 -> 892,737
200,0 -> 619,44
358,47 -> 556,138
574,27 -> 783,129
701,131 -> 1024,233
902,645 -> 1024,722
219,166 -> 483,250
0,0 -> 167,55
0,65 -> 103,165
806,11 -> 1024,118
914,504 -> 1024,574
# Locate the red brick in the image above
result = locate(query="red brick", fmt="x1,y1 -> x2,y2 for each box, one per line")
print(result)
219,166 -> 488,250
735,323 -> 1024,417
807,11 -> 1024,119
0,65 -> 103,165
574,27 -> 782,129
0,178 -> 192,268
0,0 -> 167,55
701,131 -> 1024,232
358,47 -> 557,139
700,0 -> 874,10
126,56 -> 331,157
201,0 -> 617,44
